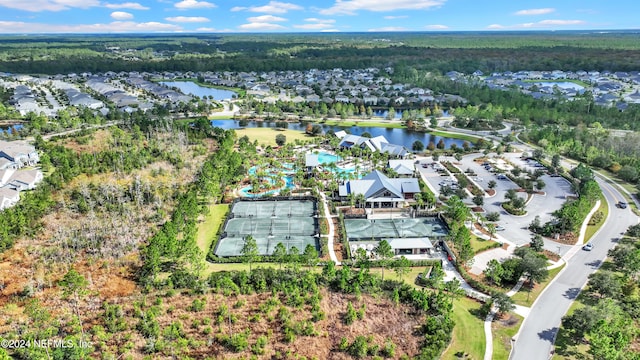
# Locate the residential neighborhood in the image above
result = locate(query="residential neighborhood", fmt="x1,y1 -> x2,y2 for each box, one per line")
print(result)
0,139 -> 43,210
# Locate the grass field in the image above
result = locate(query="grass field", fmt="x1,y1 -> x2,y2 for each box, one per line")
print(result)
492,313 -> 523,360
471,235 -> 501,254
234,127 -> 317,147
584,193 -> 609,242
441,297 -> 486,360
429,129 -> 483,143
321,120 -> 405,128
196,204 -> 229,254
511,264 -> 565,306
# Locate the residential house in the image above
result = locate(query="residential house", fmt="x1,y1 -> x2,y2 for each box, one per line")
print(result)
0,140 -> 39,168
0,188 -> 19,210
5,169 -> 43,191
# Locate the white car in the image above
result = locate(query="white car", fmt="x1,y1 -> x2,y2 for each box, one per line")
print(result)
495,225 -> 506,231
582,243 -> 594,251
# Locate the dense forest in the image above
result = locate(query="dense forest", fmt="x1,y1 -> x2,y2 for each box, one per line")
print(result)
2,32 -> 640,74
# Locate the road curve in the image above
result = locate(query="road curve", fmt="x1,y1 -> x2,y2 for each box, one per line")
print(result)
510,176 -> 638,360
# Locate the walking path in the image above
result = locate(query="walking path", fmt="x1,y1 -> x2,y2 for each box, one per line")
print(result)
319,192 -> 340,265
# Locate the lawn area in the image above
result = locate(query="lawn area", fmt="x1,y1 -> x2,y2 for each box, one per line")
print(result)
234,127 -> 316,147
441,297 -> 486,360
205,262 -> 280,275
471,234 -> 501,254
492,313 -> 523,360
511,264 -> 565,306
584,193 -> 608,242
429,129 -> 483,144
196,204 -> 229,254
369,265 -> 428,285
321,120 -> 404,128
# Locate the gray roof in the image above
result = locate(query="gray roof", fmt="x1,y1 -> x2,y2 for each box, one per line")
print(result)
387,237 -> 433,250
388,159 -> 415,175
305,153 -> 319,167
339,170 -> 419,201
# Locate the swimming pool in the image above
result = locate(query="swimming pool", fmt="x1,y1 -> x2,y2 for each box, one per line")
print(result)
316,152 -> 340,164
240,176 -> 294,197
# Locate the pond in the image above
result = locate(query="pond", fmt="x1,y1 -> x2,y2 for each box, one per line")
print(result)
160,81 -> 237,100
210,119 -> 470,149
0,124 -> 23,134
534,81 -> 585,92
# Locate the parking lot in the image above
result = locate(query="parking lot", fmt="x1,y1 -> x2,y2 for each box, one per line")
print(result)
416,152 -> 576,256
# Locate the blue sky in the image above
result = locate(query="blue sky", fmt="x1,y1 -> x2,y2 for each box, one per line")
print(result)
0,0 -> 637,33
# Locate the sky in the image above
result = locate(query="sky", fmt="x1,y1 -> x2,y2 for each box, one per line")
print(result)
0,0 -> 637,34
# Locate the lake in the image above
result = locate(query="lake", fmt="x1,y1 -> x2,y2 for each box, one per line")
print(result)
160,81 -> 236,100
210,120 -> 470,149
534,81 -> 585,92
0,124 -> 23,134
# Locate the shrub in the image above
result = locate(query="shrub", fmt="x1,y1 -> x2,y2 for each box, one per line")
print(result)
344,302 -> 358,325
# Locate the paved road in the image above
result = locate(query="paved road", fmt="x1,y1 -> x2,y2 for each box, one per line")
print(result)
510,176 -> 638,360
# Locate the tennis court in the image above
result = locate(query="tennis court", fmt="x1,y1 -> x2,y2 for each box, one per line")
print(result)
344,217 -> 448,241
214,199 -> 319,257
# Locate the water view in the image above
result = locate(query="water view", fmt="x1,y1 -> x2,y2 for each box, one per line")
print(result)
534,81 -> 585,92
210,119 -> 470,149
160,81 -> 236,100
0,124 -> 23,134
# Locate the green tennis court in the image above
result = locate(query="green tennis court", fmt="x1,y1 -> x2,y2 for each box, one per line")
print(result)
214,199 -> 319,257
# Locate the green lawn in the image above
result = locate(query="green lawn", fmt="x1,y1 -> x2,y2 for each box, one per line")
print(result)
441,297 -> 486,360
511,264 -> 565,306
584,193 -> 609,242
428,129 -> 482,143
196,204 -> 229,254
492,313 -> 523,360
321,120 -> 404,128
369,265 -> 427,285
471,235 -> 501,254
234,127 -> 317,147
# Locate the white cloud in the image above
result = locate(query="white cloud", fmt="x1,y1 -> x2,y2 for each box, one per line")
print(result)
110,11 -> 133,20
247,15 -> 287,23
233,1 -> 302,14
320,0 -> 445,15
166,16 -> 210,22
0,0 -> 100,12
537,19 -> 585,26
368,26 -> 408,32
293,18 -> 335,30
384,15 -> 408,20
514,8 -> 555,16
238,22 -> 286,30
174,0 -> 216,9
104,2 -> 149,10
0,20 -> 181,33
196,27 -> 235,32
487,19 -> 586,30
425,24 -> 448,29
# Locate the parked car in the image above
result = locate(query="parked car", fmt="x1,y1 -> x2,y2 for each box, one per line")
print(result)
497,174 -> 507,180
495,225 -> 506,231
582,243 -> 594,251
617,201 -> 628,209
